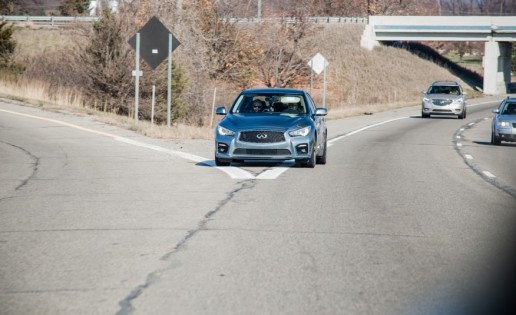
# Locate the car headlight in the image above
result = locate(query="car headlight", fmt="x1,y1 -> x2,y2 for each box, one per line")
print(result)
497,121 -> 511,128
289,126 -> 311,137
217,126 -> 235,136
423,97 -> 431,103
453,98 -> 464,103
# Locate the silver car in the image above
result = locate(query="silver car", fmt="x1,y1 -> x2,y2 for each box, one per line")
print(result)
214,88 -> 328,168
491,97 -> 516,145
421,81 -> 467,119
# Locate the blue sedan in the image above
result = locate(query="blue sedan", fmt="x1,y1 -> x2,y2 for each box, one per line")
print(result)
214,88 -> 328,168
492,97 -> 516,145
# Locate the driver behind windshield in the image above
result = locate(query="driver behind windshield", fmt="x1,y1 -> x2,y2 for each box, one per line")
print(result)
251,99 -> 265,112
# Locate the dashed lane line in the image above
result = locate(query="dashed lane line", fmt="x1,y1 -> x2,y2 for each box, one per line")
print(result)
483,171 -> 496,178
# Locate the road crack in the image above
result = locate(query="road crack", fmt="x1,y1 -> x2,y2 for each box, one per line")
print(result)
116,180 -> 256,315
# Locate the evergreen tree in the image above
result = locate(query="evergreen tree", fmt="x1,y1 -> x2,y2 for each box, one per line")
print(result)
59,0 -> 89,16
0,22 -> 24,75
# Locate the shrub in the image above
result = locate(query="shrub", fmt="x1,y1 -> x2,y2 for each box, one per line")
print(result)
59,0 -> 90,16
0,22 -> 24,76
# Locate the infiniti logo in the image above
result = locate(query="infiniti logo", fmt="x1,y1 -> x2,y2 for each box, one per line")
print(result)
256,133 -> 268,139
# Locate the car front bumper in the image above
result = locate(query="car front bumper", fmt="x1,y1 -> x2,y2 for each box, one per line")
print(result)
215,131 -> 314,161
422,103 -> 465,115
494,125 -> 516,142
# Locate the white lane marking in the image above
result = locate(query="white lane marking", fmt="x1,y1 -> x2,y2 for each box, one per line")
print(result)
256,161 -> 295,179
114,138 -> 255,179
0,108 -> 425,180
457,143 -> 463,147
468,122 -> 475,126
465,154 -> 473,160
467,100 -> 501,107
456,136 -> 461,139
0,108 -> 118,138
460,128 -> 465,131
328,117 -> 409,147
0,108 -> 256,180
483,171 -> 496,178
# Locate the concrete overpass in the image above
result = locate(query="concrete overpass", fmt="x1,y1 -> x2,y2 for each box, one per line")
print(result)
361,16 -> 516,95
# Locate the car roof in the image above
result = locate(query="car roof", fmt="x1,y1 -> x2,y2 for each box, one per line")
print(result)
431,81 -> 460,86
240,87 -> 307,94
502,96 -> 516,102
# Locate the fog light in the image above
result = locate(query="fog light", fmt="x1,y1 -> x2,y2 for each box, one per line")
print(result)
218,143 -> 229,153
296,144 -> 308,154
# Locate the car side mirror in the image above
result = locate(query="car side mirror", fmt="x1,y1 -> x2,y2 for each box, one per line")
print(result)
314,108 -> 328,116
216,106 -> 227,115
492,108 -> 500,114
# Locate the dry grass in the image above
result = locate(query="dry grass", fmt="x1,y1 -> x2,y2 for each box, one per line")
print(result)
5,23 -> 485,139
12,25 -> 77,59
312,24 -> 471,112
0,78 -> 214,140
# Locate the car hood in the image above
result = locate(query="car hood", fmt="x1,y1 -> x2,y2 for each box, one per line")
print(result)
495,114 -> 516,122
221,114 -> 308,131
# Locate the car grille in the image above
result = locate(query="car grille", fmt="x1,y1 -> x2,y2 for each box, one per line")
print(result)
239,131 -> 285,143
432,109 -> 453,113
432,99 -> 452,106
512,123 -> 516,128
233,149 -> 291,155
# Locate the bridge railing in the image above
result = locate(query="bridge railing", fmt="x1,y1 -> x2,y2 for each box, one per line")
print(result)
1,15 -> 367,26
0,15 -> 99,26
226,16 -> 368,24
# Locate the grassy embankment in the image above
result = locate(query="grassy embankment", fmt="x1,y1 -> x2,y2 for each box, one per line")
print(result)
1,23 -> 483,139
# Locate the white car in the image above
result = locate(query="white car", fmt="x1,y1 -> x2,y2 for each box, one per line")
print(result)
422,81 -> 467,119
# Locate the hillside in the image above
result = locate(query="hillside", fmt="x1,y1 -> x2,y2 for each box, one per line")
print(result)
310,24 -> 482,117
5,22 -> 484,133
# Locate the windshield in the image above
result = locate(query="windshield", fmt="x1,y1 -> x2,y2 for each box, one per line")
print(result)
501,102 -> 516,115
230,93 -> 307,115
427,85 -> 461,95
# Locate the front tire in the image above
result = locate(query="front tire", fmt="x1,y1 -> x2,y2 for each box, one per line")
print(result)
215,156 -> 231,166
316,137 -> 327,165
491,132 -> 501,145
304,146 -> 316,168
422,112 -> 430,118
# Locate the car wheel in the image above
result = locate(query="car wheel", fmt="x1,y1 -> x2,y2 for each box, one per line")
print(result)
421,112 -> 430,118
491,132 -> 501,145
304,146 -> 316,168
316,137 -> 327,165
215,156 -> 231,166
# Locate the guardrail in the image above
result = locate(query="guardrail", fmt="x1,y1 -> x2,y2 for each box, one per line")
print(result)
1,15 -> 367,26
226,16 -> 368,24
0,15 -> 99,26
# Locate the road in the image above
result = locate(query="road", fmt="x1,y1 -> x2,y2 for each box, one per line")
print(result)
1,97 -> 515,315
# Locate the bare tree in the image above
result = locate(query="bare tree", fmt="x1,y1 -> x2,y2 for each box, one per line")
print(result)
255,10 -> 318,87
186,0 -> 261,89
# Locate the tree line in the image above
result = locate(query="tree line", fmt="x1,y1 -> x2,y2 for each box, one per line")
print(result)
1,0 -> 515,127
2,0 -> 516,16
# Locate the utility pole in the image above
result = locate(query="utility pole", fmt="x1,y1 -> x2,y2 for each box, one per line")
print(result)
257,0 -> 261,21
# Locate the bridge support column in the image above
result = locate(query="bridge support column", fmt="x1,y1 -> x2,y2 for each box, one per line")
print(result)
360,24 -> 380,51
483,40 -> 512,95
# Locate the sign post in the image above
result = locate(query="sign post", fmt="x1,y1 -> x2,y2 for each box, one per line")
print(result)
167,34 -> 172,127
128,16 -> 181,126
133,33 -> 140,121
